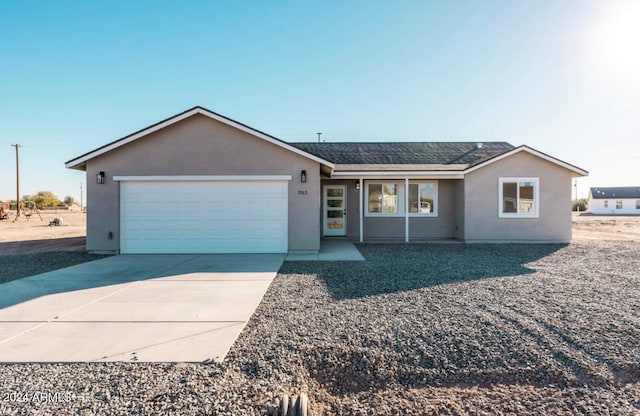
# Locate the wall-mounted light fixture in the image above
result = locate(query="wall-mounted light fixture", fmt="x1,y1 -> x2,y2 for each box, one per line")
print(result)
300,170 -> 307,183
96,171 -> 105,184
355,181 -> 360,191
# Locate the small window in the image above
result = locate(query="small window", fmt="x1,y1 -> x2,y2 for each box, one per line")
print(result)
408,182 -> 437,216
636,200 -> 640,210
616,200 -> 623,209
604,200 -> 609,208
499,177 -> 539,218
367,183 -> 398,215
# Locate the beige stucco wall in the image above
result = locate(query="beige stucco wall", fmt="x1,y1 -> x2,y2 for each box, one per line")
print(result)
85,114 -> 321,253
452,179 -> 465,240
408,180 -> 458,240
463,152 -> 573,242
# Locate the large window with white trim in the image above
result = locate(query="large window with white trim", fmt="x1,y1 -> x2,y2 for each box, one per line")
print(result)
408,182 -> 438,216
365,180 -> 439,217
499,177 -> 539,218
367,183 -> 399,215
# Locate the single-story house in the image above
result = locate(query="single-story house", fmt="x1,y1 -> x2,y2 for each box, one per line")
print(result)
588,187 -> 640,215
65,106 -> 588,254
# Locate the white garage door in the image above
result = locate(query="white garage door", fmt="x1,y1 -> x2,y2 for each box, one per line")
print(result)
120,179 -> 288,254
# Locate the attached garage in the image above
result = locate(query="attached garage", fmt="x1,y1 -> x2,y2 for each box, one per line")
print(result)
118,176 -> 290,254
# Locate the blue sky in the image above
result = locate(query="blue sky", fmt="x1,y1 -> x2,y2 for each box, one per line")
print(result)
1,0 -> 638,202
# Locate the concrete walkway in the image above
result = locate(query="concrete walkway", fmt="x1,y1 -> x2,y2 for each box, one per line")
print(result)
0,254 -> 284,362
285,239 -> 365,261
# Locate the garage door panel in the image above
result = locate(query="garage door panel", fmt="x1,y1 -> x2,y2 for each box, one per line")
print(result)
120,180 -> 288,254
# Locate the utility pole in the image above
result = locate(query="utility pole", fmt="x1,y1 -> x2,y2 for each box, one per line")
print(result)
11,144 -> 21,219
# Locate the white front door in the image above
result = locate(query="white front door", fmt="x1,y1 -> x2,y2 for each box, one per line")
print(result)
323,185 -> 346,236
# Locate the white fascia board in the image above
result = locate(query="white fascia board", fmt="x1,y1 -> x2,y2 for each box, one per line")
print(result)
66,107 -> 335,170
196,108 -> 335,168
464,146 -> 589,177
113,175 -> 293,182
65,108 -> 201,169
331,171 -> 464,179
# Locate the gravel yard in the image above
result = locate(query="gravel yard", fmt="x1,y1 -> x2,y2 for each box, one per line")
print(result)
2,240 -> 639,415
0,252 -> 109,284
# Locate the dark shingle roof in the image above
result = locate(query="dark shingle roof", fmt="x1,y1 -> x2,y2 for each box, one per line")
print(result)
590,187 -> 640,199
290,141 -> 514,166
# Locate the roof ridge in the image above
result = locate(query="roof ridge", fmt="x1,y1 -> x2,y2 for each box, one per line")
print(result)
290,141 -> 514,144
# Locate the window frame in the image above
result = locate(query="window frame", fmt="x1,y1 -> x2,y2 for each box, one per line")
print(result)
636,200 -> 640,210
364,181 -> 404,217
407,181 -> 438,217
616,200 -> 623,209
604,200 -> 609,208
498,177 -> 540,219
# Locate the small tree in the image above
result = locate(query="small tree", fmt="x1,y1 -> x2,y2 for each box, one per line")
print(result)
22,191 -> 61,208
64,196 -> 74,206
572,198 -> 588,212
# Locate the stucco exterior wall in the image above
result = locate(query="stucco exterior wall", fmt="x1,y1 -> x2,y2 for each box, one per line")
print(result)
463,152 -> 573,242
85,114 -> 321,253
320,179 -> 461,241
452,179 -> 465,240
408,179 -> 458,240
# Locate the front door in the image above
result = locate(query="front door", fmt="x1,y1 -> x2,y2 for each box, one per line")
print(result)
323,185 -> 346,236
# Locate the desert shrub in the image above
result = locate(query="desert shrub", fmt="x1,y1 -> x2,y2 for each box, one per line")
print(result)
572,198 -> 588,212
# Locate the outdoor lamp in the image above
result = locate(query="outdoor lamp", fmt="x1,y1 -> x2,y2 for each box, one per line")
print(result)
96,171 -> 105,184
355,181 -> 360,191
301,170 -> 307,183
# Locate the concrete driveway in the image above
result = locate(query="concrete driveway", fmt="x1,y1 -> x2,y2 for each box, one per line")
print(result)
0,254 -> 284,362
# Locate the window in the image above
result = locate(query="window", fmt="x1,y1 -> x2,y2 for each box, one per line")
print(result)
636,200 -> 640,210
367,183 -> 398,214
408,182 -> 437,216
616,200 -> 623,209
498,177 -> 539,218
604,200 -> 609,208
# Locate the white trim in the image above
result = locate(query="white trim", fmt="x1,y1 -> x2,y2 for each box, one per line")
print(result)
364,180 -> 405,217
465,146 -> 588,177
66,107 -> 335,169
113,175 -> 292,182
332,171 -> 464,179
407,180 -> 439,217
498,177 -> 540,219
69,109 -> 197,169
359,178 -> 363,243
404,178 -> 409,242
323,185 -> 347,237
119,180 -> 288,253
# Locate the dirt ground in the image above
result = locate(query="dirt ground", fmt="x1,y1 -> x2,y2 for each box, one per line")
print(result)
572,212 -> 640,241
0,211 -> 86,254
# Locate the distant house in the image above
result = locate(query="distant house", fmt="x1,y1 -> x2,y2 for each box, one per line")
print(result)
65,106 -> 588,254
588,187 -> 640,215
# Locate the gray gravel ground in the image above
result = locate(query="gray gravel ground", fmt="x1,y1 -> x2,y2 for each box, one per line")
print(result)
1,242 -> 639,415
0,252 -> 110,284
